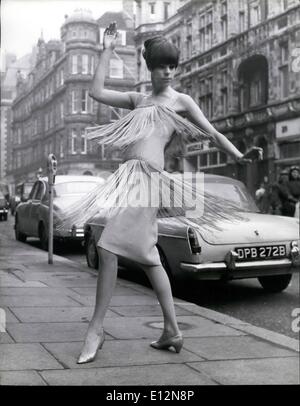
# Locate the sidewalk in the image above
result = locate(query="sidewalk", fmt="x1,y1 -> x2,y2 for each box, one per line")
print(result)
0,230 -> 299,386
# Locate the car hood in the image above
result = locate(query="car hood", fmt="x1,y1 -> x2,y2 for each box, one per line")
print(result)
195,212 -> 299,245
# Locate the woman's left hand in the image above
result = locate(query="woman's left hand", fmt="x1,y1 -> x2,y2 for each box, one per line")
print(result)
237,147 -> 263,164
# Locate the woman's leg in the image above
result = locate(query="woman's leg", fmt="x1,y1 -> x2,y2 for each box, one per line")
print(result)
78,247 -> 118,362
141,263 -> 181,339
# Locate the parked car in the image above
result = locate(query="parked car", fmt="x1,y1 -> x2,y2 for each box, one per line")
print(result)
10,181 -> 35,215
84,174 -> 300,293
0,191 -> 9,221
15,175 -> 105,249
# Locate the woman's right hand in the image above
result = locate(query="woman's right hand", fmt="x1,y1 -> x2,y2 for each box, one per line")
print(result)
103,22 -> 118,50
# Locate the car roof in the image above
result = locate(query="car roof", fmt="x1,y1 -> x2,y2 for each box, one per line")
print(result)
171,172 -> 244,186
39,175 -> 105,184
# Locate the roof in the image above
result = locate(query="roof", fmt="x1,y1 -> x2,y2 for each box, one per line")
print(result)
40,175 -> 105,184
97,11 -> 129,30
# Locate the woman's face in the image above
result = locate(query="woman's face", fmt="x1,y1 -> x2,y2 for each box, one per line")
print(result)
151,64 -> 176,89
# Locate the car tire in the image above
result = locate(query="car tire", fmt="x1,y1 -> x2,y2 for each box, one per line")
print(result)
15,218 -> 27,242
258,274 -> 292,293
39,223 -> 48,251
86,235 -> 99,269
3,213 -> 8,221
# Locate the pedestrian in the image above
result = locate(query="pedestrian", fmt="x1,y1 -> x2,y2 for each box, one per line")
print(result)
287,166 -> 300,216
277,169 -> 294,216
255,176 -> 271,213
58,22 -> 262,364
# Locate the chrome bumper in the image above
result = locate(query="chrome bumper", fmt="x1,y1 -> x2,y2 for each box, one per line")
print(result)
181,258 -> 296,272
180,257 -> 300,279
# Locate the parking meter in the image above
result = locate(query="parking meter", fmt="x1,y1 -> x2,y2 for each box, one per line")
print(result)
47,154 -> 57,264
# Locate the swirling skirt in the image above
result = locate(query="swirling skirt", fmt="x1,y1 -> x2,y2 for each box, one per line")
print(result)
57,158 -> 244,266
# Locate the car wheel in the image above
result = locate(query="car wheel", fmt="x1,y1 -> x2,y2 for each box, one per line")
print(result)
86,235 -> 99,269
258,274 -> 292,293
39,223 -> 48,251
3,213 -> 8,221
15,218 -> 27,242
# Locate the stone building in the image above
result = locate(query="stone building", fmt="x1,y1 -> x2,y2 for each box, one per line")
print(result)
8,4 -> 136,188
134,0 -> 300,192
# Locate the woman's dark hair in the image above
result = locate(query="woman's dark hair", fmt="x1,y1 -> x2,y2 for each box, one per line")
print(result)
142,36 -> 180,71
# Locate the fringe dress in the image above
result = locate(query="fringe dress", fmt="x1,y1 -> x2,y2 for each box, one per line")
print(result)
57,95 -> 246,266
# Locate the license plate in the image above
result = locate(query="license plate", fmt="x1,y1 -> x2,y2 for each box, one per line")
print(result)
235,245 -> 287,261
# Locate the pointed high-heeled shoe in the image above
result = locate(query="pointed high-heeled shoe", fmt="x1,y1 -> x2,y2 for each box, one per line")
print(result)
150,334 -> 183,353
77,330 -> 105,364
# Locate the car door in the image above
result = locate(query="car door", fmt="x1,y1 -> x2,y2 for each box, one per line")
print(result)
19,182 -> 39,234
28,181 -> 46,236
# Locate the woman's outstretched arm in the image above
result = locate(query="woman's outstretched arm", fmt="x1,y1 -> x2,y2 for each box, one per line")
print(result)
180,94 -> 262,163
89,22 -> 142,110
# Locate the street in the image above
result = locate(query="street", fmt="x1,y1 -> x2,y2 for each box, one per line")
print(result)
2,215 -> 299,340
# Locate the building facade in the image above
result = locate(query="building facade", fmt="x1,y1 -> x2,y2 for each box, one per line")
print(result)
8,5 -> 136,189
134,0 -> 300,192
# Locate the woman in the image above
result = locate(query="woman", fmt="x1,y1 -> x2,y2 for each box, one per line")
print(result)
60,22 -> 262,364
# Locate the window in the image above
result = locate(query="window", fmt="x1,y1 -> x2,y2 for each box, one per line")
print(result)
60,68 -> 64,85
221,1 -> 227,15
71,90 -> 78,114
71,130 -> 77,154
60,136 -> 64,158
164,2 -> 170,20
90,55 -> 95,75
60,101 -> 64,120
280,65 -> 289,98
116,30 -> 126,46
199,76 -> 213,119
72,55 -> 78,74
82,55 -> 88,74
109,59 -> 123,78
186,21 -> 192,58
149,2 -> 155,14
250,1 -> 261,27
221,15 -> 228,41
81,89 -> 88,113
221,70 -> 228,115
280,42 -> 289,64
239,11 -> 245,32
45,113 -> 48,131
81,130 -> 87,154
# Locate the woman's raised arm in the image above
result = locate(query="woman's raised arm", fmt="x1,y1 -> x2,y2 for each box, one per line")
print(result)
180,93 -> 262,163
89,22 -> 142,110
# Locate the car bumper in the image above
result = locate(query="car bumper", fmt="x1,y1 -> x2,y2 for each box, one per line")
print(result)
180,258 -> 300,280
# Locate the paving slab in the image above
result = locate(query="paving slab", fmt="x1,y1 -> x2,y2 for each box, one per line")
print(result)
41,363 -> 216,386
6,322 -> 107,343
0,295 -> 82,307
0,287 -> 79,296
43,339 -> 204,369
9,306 -> 119,323
0,277 -> 47,288
0,343 -> 63,371
0,307 -> 20,323
102,315 -> 246,340
111,304 -> 194,317
70,285 -> 144,296
183,336 -> 298,360
77,295 -> 160,307
0,333 -> 14,344
188,357 -> 300,385
0,371 -> 46,386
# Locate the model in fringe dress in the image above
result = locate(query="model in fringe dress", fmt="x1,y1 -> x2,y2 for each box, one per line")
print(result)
58,22 -> 263,364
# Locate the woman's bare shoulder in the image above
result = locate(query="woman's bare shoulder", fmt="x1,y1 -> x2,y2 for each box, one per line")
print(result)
172,91 -> 195,113
128,91 -> 148,108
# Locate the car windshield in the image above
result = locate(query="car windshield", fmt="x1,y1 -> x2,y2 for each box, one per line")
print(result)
54,182 -> 99,197
205,181 -> 259,212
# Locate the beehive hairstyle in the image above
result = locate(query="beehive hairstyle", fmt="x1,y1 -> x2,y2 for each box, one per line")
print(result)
142,36 -> 180,71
